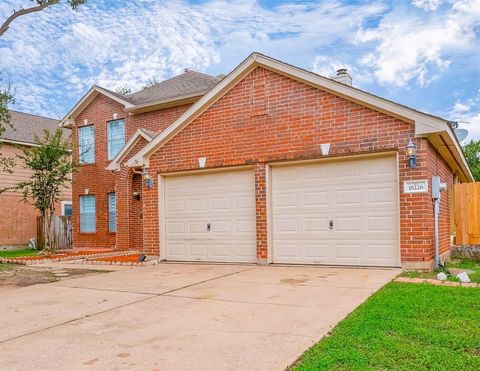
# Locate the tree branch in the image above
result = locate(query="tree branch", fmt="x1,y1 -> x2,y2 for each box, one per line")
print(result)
0,1 -> 60,37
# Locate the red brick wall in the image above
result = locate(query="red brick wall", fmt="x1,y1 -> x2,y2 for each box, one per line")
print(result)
0,195 -> 39,246
72,94 -> 190,250
129,174 -> 143,250
72,94 -> 122,249
0,195 -> 68,246
141,66 -> 455,264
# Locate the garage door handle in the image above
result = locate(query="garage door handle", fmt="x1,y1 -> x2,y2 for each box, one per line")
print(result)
329,220 -> 334,229
207,223 -> 211,232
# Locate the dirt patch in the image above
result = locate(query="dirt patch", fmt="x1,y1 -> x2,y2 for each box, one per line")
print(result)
0,264 -> 57,287
0,263 -> 110,288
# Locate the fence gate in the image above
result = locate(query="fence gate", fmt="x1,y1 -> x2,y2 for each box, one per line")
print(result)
454,183 -> 480,245
37,216 -> 72,250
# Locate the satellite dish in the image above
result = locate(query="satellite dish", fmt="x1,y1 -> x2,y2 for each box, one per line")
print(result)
454,128 -> 469,142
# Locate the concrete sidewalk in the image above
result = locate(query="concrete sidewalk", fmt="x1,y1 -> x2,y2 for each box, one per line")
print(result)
0,263 -> 399,370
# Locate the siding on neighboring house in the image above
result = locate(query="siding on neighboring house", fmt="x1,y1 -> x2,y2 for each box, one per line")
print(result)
0,143 -> 72,246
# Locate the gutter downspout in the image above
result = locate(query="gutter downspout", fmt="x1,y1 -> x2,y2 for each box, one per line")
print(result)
432,176 -> 447,269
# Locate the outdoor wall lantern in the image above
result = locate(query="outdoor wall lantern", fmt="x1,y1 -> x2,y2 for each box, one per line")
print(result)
406,139 -> 417,168
142,168 -> 153,188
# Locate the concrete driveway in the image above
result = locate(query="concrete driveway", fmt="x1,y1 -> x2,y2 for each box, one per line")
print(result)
0,263 -> 399,370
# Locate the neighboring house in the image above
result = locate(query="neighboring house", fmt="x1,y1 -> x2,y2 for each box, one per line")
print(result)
61,53 -> 473,270
0,110 -> 72,247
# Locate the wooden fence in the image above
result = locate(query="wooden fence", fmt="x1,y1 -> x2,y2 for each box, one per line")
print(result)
454,183 -> 480,245
37,215 -> 72,250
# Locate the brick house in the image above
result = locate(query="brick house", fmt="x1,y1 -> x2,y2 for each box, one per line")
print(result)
61,53 -> 473,270
0,110 -> 72,247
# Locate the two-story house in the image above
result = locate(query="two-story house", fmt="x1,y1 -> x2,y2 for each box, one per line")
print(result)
61,53 -> 473,270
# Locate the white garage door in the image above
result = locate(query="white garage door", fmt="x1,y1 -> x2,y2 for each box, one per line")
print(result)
272,155 -> 399,267
164,169 -> 256,262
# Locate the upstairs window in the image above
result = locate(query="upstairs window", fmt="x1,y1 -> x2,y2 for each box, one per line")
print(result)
80,195 -> 96,233
107,119 -> 125,160
78,125 -> 95,164
108,192 -> 116,233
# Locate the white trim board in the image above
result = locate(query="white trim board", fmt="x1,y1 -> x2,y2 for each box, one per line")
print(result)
106,129 -> 155,171
125,52 -> 473,182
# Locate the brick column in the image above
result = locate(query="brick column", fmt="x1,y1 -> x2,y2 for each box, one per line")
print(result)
255,163 -> 268,264
142,173 -> 160,256
115,166 -> 130,250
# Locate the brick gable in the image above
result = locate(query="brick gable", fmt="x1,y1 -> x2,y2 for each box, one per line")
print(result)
140,66 -> 453,268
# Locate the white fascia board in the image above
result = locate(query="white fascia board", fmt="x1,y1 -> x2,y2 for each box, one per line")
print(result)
126,52 -> 457,169
126,55 -> 258,168
445,127 -> 474,182
106,129 -> 153,171
60,86 -> 134,127
0,139 -> 38,147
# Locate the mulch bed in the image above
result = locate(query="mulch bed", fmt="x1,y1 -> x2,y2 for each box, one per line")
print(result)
94,254 -> 143,263
0,250 -> 137,265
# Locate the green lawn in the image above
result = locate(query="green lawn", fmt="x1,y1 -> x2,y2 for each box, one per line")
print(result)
401,259 -> 480,283
0,249 -> 37,258
291,282 -> 480,370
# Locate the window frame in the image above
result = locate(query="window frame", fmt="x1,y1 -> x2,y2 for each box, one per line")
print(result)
78,125 -> 95,164
61,201 -> 72,217
108,192 -> 116,233
79,195 -> 96,233
107,119 -> 125,161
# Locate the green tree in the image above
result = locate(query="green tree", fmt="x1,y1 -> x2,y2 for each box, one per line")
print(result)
0,1 -> 87,169
463,139 -> 480,181
0,129 -> 74,250
0,81 -> 15,171
116,84 -> 132,95
143,76 -> 162,89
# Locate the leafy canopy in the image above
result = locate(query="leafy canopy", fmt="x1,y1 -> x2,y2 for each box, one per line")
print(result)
0,129 -> 74,217
463,139 -> 480,181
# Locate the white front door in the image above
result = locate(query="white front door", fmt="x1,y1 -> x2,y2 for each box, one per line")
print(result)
163,169 -> 256,262
272,155 -> 399,266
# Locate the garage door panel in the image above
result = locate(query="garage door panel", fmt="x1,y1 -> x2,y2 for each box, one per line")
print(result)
164,169 -> 256,263
272,156 -> 399,267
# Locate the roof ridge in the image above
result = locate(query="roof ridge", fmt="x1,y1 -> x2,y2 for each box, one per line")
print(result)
9,109 -> 59,122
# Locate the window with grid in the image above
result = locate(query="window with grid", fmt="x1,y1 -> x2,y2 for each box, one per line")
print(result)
107,119 -> 125,160
78,125 -> 95,164
80,195 -> 96,233
108,192 -> 116,232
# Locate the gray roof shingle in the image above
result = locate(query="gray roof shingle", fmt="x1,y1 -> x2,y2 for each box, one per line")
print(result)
125,70 -> 224,106
2,110 -> 68,145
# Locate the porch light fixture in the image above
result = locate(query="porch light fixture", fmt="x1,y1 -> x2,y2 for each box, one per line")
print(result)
406,139 -> 417,168
142,168 -> 153,188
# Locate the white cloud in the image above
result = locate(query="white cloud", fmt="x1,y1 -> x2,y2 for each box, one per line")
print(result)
448,93 -> 480,142
312,55 -> 373,87
0,0 -> 387,117
356,0 -> 480,87
412,0 -> 442,11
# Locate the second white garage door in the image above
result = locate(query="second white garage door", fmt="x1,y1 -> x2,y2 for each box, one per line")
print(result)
272,155 -> 399,267
163,169 -> 256,262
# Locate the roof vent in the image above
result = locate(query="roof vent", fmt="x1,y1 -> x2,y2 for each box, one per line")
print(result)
184,68 -> 190,73
331,68 -> 352,86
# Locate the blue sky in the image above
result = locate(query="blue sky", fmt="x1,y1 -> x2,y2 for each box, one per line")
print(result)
0,0 -> 479,140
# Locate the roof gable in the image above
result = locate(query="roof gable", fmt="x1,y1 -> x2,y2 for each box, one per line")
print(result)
126,52 -> 473,182
106,129 -> 155,171
60,86 -> 134,127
